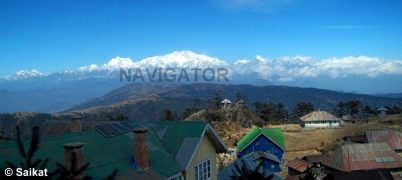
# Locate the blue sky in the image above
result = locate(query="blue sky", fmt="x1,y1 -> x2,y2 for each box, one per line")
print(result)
1,0 -> 402,76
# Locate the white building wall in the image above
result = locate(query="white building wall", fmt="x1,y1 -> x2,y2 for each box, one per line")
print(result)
304,121 -> 340,128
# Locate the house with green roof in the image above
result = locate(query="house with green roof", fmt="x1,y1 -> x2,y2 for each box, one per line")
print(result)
0,121 -> 228,180
236,127 -> 285,173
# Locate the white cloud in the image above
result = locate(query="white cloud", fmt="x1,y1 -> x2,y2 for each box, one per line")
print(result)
315,56 -> 402,78
234,59 -> 250,65
233,55 -> 402,81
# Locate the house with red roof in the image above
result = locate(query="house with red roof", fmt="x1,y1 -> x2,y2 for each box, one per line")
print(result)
366,129 -> 402,154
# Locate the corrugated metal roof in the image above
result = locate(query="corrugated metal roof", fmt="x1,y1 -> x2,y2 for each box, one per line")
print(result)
302,155 -> 329,164
153,125 -> 168,139
300,111 -> 340,122
326,142 -> 402,172
326,170 -> 393,180
285,169 -> 393,180
175,137 -> 200,169
0,121 -> 228,179
248,151 -> 281,163
287,158 -> 313,173
343,135 -> 368,143
1,130 -> 176,179
366,129 -> 402,151
159,121 -> 207,155
237,127 -> 285,152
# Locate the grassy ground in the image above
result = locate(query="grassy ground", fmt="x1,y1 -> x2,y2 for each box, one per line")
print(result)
283,114 -> 401,155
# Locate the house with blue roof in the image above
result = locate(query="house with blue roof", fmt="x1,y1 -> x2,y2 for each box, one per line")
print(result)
236,127 -> 285,173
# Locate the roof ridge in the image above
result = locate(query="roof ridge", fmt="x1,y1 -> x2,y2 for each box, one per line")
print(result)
237,127 -> 285,152
146,124 -> 177,156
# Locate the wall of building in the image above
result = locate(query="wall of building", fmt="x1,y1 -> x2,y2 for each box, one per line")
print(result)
186,134 -> 218,180
263,158 -> 281,173
238,135 -> 284,161
304,121 -> 340,128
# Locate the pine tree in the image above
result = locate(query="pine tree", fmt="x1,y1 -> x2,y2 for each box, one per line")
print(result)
1,126 -> 58,179
1,126 -> 118,180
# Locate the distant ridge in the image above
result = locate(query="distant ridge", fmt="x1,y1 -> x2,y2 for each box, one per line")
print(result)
373,93 -> 402,99
68,83 -> 400,121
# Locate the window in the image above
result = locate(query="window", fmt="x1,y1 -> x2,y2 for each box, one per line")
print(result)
194,159 -> 211,180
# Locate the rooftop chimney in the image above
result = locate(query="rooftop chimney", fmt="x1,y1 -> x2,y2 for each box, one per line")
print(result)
133,128 -> 148,170
64,142 -> 85,179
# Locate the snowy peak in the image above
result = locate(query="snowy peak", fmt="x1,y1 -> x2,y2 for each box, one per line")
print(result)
103,56 -> 134,69
136,50 -> 228,68
79,64 -> 99,72
79,56 -> 134,72
16,69 -> 43,76
5,69 -> 45,80
78,51 -> 227,71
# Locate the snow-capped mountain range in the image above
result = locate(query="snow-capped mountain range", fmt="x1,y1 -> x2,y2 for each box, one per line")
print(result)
3,50 -> 402,84
78,51 -> 229,72
3,69 -> 47,80
1,51 -> 232,81
2,50 -> 402,94
0,50 -> 402,113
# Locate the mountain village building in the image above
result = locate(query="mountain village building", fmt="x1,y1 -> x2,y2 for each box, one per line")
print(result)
300,110 -> 341,128
220,99 -> 232,109
377,107 -> 388,117
235,127 -> 285,173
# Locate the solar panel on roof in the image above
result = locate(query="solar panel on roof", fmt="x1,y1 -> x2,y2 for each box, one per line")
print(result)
120,122 -> 133,129
112,123 -> 131,133
95,122 -> 136,137
95,125 -> 114,138
105,124 -> 124,135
